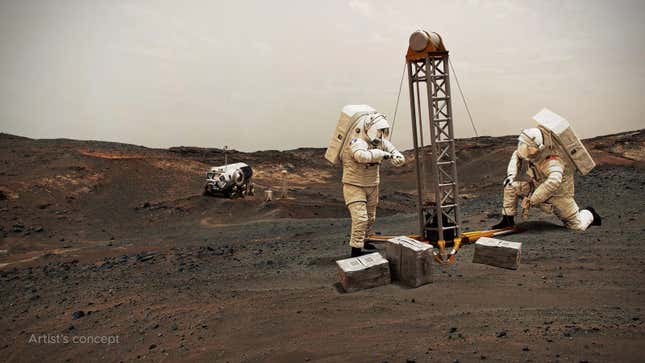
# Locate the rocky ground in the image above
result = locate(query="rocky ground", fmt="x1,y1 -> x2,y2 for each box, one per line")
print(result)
0,130 -> 643,362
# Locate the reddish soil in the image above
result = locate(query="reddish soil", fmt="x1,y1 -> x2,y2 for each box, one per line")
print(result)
0,130 -> 643,362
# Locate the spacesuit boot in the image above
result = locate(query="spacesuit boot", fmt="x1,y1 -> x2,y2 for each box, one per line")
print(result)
585,206 -> 602,226
350,247 -> 364,257
492,215 -> 515,230
362,242 -> 377,251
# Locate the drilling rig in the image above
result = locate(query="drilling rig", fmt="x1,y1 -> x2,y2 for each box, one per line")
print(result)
406,30 -> 461,253
368,30 -> 518,264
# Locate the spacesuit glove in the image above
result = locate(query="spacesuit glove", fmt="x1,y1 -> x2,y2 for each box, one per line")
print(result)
370,149 -> 391,161
503,175 -> 514,187
391,154 -> 405,167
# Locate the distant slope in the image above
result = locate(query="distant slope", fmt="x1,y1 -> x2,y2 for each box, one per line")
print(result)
0,129 -> 642,241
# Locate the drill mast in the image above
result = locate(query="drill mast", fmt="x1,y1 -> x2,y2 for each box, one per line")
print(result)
406,30 -> 461,243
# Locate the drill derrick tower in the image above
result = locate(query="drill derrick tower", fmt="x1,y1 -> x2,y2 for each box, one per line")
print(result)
406,30 -> 461,248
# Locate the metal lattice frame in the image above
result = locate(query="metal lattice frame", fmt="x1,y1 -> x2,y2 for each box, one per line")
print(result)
407,54 -> 461,241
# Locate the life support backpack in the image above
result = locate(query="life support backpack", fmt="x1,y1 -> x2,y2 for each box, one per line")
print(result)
324,105 -> 377,165
533,108 -> 596,176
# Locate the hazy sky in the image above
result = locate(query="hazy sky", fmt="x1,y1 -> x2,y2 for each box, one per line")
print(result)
1,0 -> 644,151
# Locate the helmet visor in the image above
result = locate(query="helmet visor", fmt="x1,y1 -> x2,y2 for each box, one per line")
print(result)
377,128 -> 390,140
517,141 -> 538,160
366,126 -> 379,143
366,115 -> 391,142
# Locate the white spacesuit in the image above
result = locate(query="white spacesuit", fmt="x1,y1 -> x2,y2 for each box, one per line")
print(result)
493,128 -> 601,230
341,113 -> 405,257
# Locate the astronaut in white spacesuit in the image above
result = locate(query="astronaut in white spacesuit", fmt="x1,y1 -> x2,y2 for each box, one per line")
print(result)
341,113 -> 405,257
492,128 -> 601,230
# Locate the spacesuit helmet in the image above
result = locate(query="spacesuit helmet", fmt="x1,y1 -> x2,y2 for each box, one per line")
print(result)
517,128 -> 544,160
364,114 -> 391,145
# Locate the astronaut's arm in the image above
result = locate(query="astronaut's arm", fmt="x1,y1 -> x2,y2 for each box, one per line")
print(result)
503,151 -> 519,186
381,139 -> 404,159
507,151 -> 519,178
351,139 -> 391,163
529,159 -> 564,205
381,139 -> 405,166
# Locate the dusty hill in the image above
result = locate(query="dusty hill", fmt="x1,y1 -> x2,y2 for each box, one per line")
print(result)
1,130 -> 641,233
0,129 -> 642,263
0,130 -> 643,362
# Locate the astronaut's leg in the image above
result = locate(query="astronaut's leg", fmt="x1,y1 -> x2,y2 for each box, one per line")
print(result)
365,185 -> 379,236
347,202 -> 369,248
343,184 -> 369,253
502,184 -> 519,217
362,186 -> 380,250
501,181 -> 531,216
494,181 -> 530,229
550,196 -> 595,231
537,202 -> 554,214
